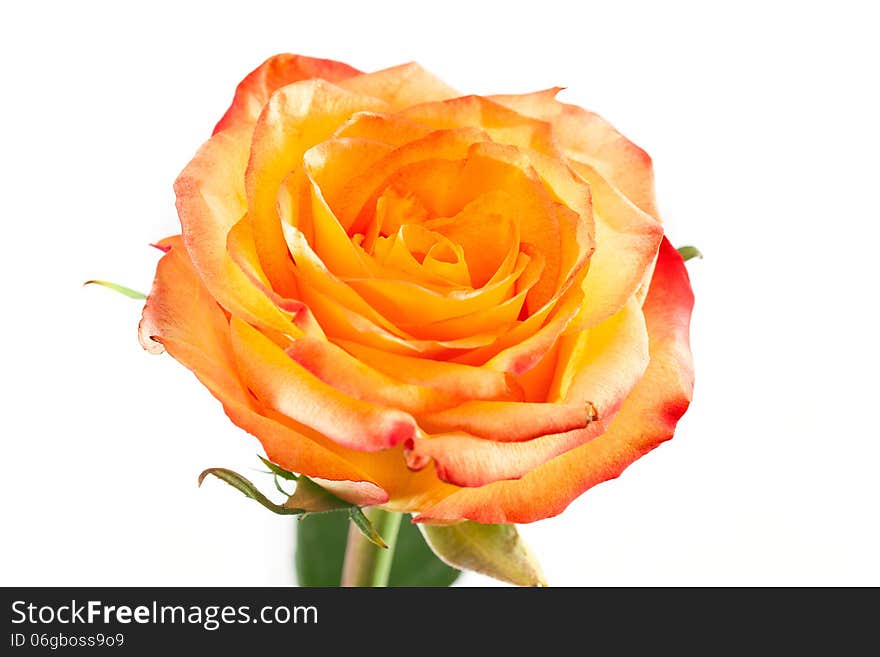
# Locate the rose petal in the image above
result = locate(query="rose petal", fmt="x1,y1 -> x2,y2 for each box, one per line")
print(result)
455,264 -> 586,371
335,339 -> 523,402
309,477 -> 389,507
420,401 -> 592,443
138,236 -> 381,486
245,79 -> 386,295
174,126 -> 302,336
491,93 -> 663,325
406,297 -> 649,486
335,127 -> 490,234
284,277 -> 499,358
398,93 -> 597,296
303,161 -> 376,278
409,143 -> 568,311
572,161 -> 664,329
510,148 -> 595,290
225,217 -> 326,339
229,317 -> 417,452
334,111 -> 433,147
337,62 -> 459,110
286,337 -> 461,414
365,184 -> 431,254
213,53 -> 362,135
373,223 -> 471,288
362,147 -> 564,314
400,94 -> 556,153
282,219 -> 502,352
490,89 -> 660,219
405,426 -> 603,488
414,238 -> 694,522
422,190 -> 521,288
393,250 -> 543,342
302,137 -> 394,234
342,251 -> 530,328
281,222 -> 407,337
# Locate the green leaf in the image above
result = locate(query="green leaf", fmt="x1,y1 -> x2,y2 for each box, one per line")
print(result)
347,507 -> 388,549
295,513 -> 461,587
284,476 -> 351,513
198,468 -> 300,515
677,245 -> 703,262
419,521 -> 546,587
256,455 -> 298,481
83,279 -> 147,299
295,513 -> 349,586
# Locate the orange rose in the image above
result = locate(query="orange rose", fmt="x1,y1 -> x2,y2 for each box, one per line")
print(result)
139,54 -> 694,524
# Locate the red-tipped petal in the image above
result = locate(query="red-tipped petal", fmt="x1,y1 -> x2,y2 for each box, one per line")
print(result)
309,477 -> 389,507
213,53 -> 362,134
138,236 -> 381,485
415,238 -> 693,521
420,401 -> 591,444
406,298 -> 648,487
229,317 -> 417,452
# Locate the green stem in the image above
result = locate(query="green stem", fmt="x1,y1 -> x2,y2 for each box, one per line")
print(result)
340,509 -> 402,587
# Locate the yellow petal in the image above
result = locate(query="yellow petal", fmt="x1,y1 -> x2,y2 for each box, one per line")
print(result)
572,161 -> 663,329
245,79 -> 386,295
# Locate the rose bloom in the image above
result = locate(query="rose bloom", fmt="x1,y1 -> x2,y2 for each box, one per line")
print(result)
139,54 -> 694,524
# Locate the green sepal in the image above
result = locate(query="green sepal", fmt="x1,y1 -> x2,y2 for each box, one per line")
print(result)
257,455 -> 298,481
677,245 -> 703,262
83,279 -> 147,299
348,507 -> 388,549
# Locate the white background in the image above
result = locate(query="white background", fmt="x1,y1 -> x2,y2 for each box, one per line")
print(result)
2,0 -> 878,587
